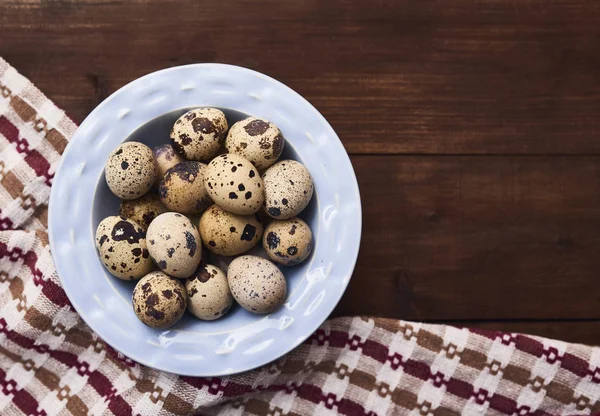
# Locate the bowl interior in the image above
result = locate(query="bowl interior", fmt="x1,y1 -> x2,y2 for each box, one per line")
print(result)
92,107 -> 319,334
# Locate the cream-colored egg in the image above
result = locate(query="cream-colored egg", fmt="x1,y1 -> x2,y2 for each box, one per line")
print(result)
119,193 -> 167,231
263,218 -> 312,266
199,204 -> 263,256
153,144 -> 185,181
132,271 -> 187,328
186,264 -> 233,320
227,255 -> 287,314
105,142 -> 157,199
225,117 -> 284,171
159,161 -> 212,214
146,213 -> 202,278
204,154 -> 264,215
262,160 -> 313,219
170,108 -> 228,162
95,216 -> 153,280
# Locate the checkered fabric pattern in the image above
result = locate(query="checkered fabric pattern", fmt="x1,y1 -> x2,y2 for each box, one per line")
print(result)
1,56 -> 600,416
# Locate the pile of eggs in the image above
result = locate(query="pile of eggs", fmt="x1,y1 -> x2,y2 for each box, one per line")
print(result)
95,108 -> 314,329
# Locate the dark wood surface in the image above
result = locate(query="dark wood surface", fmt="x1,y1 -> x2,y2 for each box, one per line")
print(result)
2,0 -> 600,345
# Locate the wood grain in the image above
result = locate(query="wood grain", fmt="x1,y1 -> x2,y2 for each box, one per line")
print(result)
336,155 -> 600,322
2,0 -> 600,344
1,0 -> 600,155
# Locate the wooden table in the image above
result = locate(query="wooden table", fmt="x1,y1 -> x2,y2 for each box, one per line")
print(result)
2,0 -> 600,345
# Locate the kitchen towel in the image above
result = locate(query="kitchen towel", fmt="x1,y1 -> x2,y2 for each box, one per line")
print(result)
0,57 -> 599,416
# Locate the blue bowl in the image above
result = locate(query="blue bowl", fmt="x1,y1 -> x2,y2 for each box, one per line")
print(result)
48,64 -> 361,376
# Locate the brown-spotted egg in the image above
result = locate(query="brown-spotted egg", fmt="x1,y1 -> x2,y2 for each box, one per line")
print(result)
105,142 -> 157,199
227,255 -> 287,314
146,213 -> 201,278
204,154 -> 264,215
170,108 -> 228,162
225,117 -> 284,171
159,161 -> 212,214
199,204 -> 263,256
186,264 -> 233,320
262,160 -> 313,219
95,216 -> 153,280
132,271 -> 187,328
153,144 -> 185,181
119,193 -> 167,231
263,218 -> 312,265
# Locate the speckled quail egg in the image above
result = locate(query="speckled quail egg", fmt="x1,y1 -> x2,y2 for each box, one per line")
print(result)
132,271 -> 187,328
153,144 -> 185,180
159,161 -> 212,214
263,218 -> 312,266
119,193 -> 167,231
263,160 -> 313,219
171,108 -> 228,162
186,264 -> 233,320
95,216 -> 153,280
105,142 -> 157,199
146,213 -> 201,278
199,204 -> 263,256
204,154 -> 264,215
227,255 -> 287,314
225,117 -> 284,171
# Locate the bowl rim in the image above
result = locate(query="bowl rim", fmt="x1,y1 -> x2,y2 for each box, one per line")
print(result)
48,63 -> 362,376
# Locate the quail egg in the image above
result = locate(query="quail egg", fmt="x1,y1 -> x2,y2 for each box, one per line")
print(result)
186,264 -> 233,320
95,216 -> 153,280
225,117 -> 284,171
171,108 -> 228,162
132,271 -> 187,328
159,161 -> 212,214
119,193 -> 167,231
153,144 -> 185,180
199,204 -> 263,256
105,142 -> 157,199
204,154 -> 264,215
263,218 -> 312,265
146,213 -> 201,278
227,255 -> 287,314
262,160 -> 313,219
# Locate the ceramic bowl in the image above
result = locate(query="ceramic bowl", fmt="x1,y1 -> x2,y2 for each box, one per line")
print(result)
48,64 -> 361,376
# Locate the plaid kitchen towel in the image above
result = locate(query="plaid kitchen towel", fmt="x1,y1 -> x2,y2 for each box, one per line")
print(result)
0,56 -> 599,416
